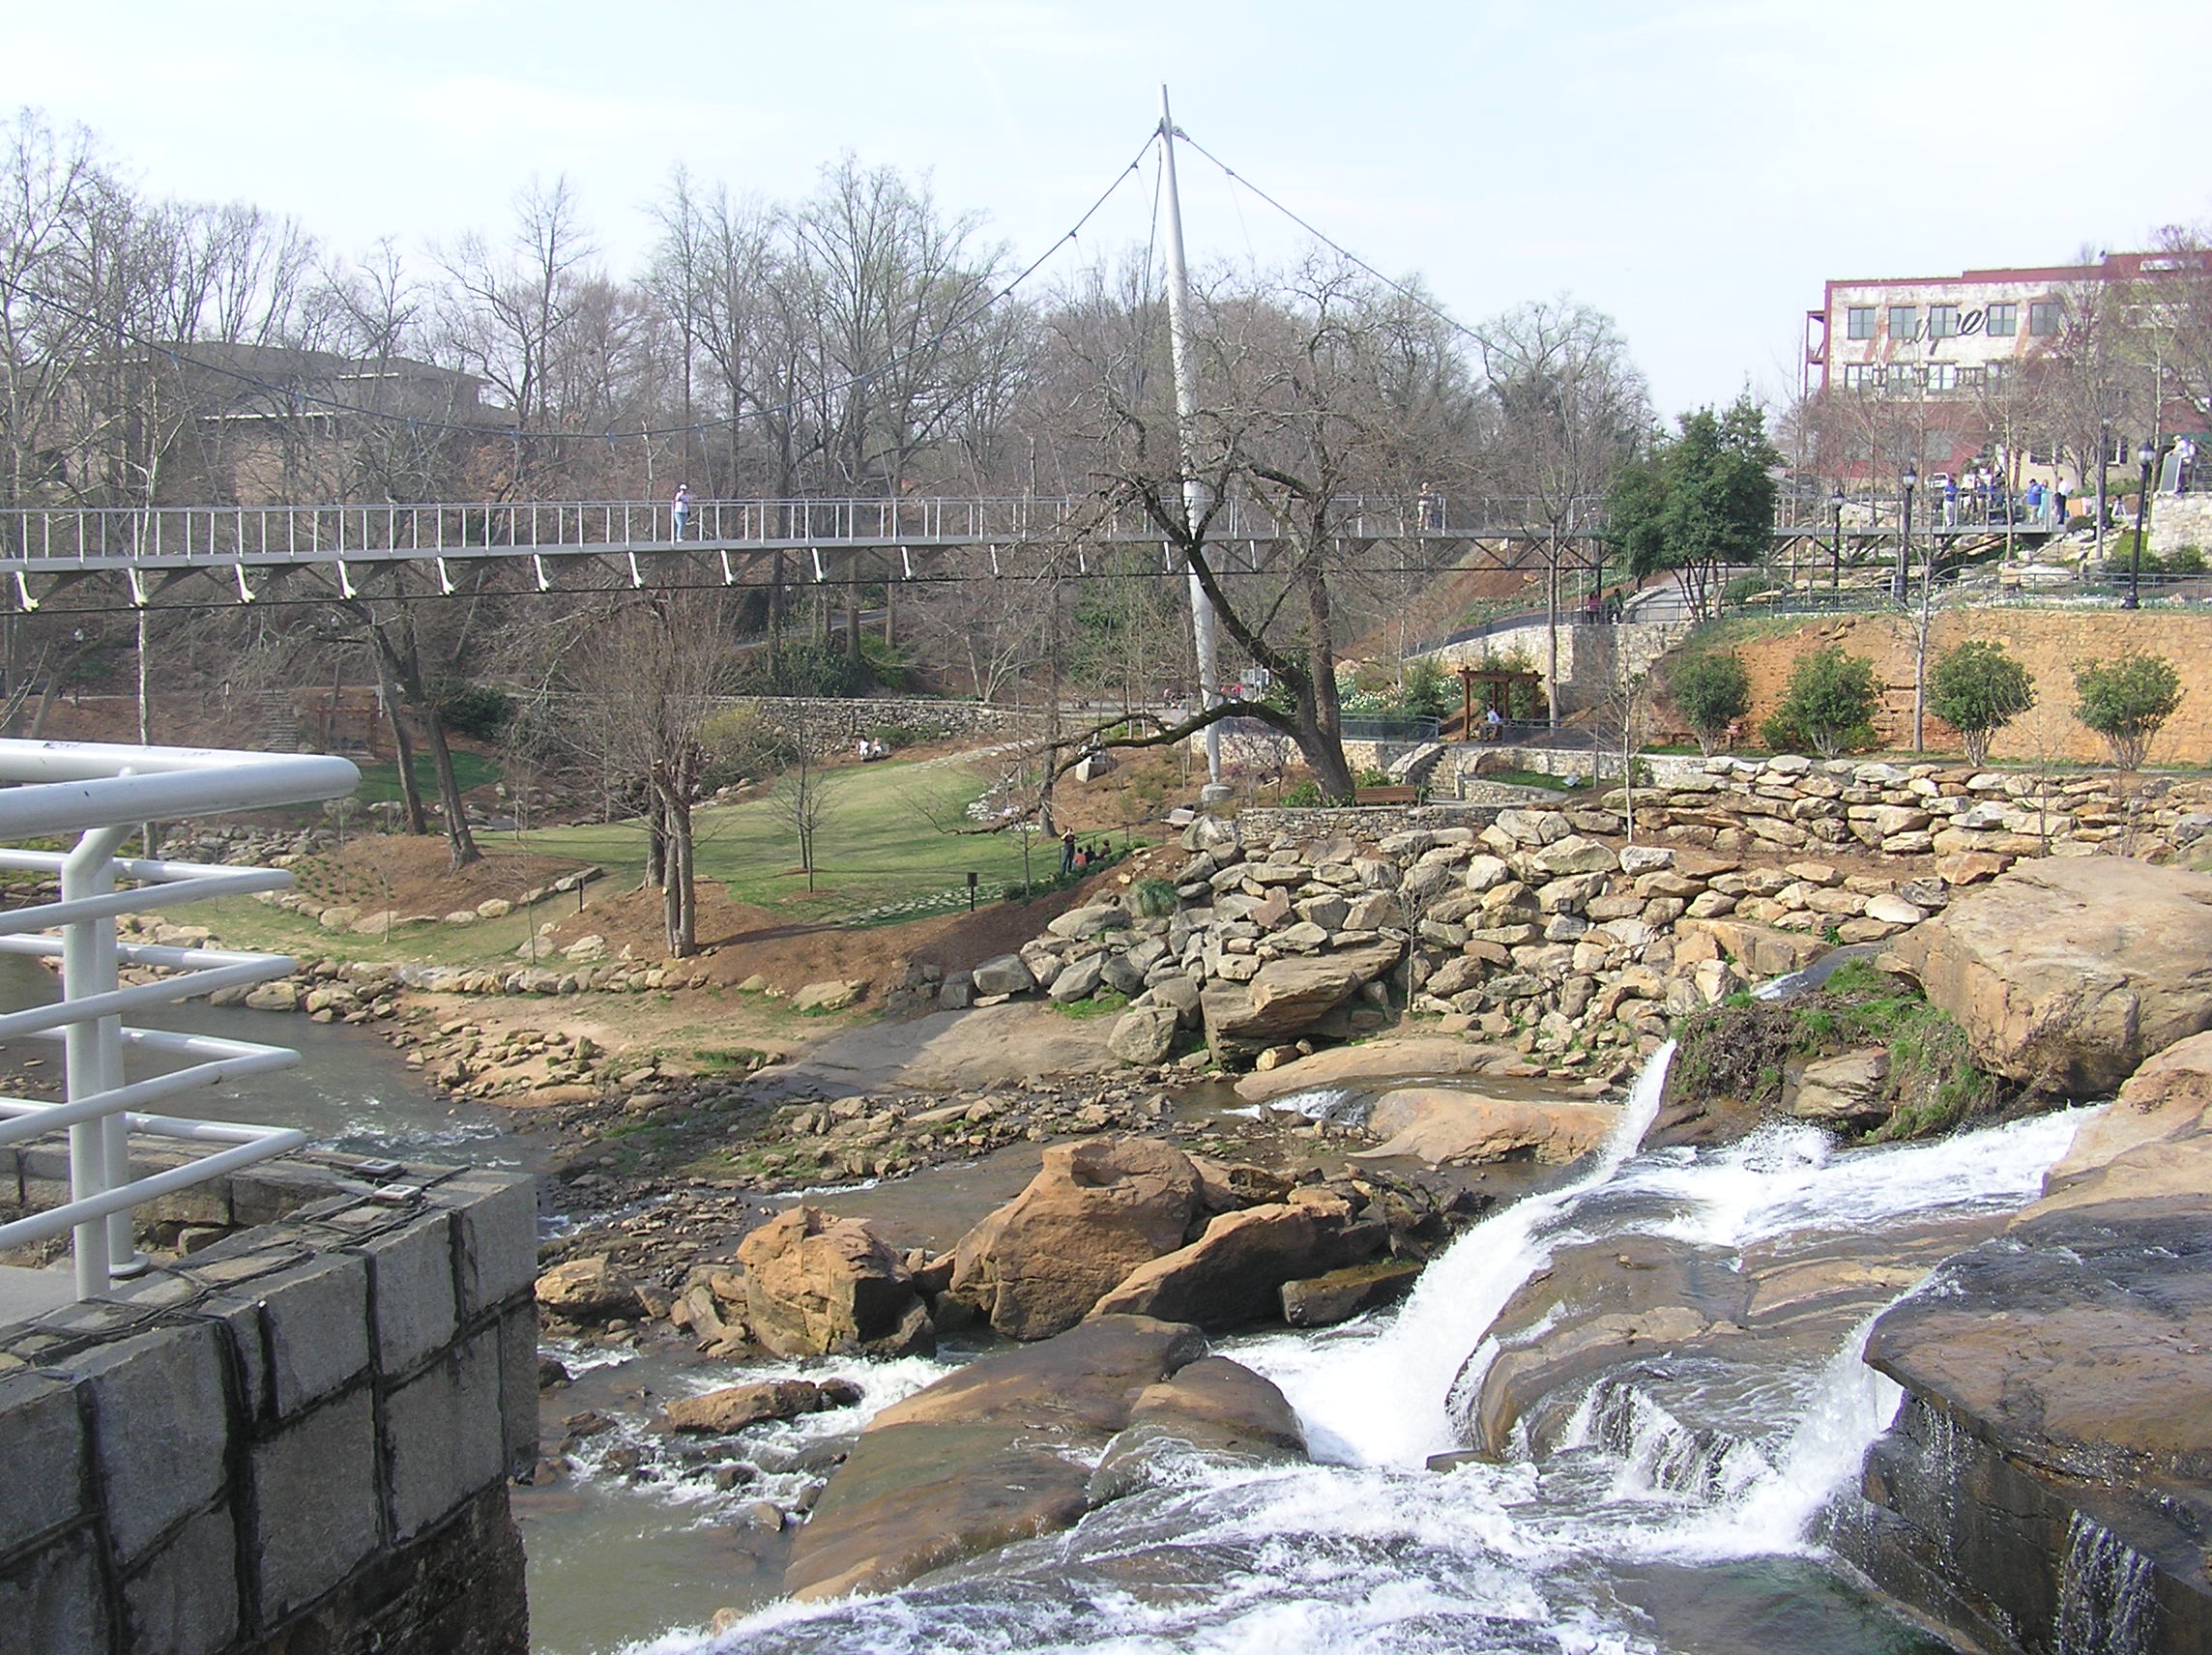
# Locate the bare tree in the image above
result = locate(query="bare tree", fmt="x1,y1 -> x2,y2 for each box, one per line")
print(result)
1475,298 -> 1649,727
558,589 -> 737,955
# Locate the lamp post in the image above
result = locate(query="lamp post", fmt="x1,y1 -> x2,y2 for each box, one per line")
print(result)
1829,485 -> 1846,600
2126,441 -> 2157,610
1895,465 -> 1917,602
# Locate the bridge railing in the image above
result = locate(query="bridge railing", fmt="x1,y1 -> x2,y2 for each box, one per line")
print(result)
0,493 -> 1608,566
0,740 -> 358,1298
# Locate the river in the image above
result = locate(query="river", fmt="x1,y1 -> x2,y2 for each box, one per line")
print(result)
3,957 -> 2094,1653
581,1042 -> 2090,1655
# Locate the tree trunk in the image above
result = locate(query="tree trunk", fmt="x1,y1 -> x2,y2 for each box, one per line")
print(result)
1546,538 -> 1561,732
419,710 -> 480,869
378,659 -> 429,835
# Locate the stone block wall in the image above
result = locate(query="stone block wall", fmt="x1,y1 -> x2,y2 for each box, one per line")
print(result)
0,1160 -> 537,1655
1621,752 -> 2212,864
722,695 -> 1048,745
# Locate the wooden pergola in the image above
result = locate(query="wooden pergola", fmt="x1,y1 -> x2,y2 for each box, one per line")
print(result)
1456,664 -> 1542,738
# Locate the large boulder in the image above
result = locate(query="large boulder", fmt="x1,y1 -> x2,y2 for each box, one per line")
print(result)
1085,1355 -> 1305,1504
944,1137 -> 1202,1339
1887,857 -> 2212,1094
1108,1003 -> 1179,1064
971,954 -> 1035,997
782,1315 -> 1213,1601
1200,940 -> 1401,1050
1089,1191 -> 1384,1330
1853,1205 -> 2212,1655
533,1256 -> 640,1322
1352,1087 -> 1618,1166
735,1205 -> 934,1358
2026,1029 -> 2212,1218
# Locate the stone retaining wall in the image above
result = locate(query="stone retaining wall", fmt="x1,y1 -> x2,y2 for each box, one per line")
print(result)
1619,752 -> 2212,864
0,1156 -> 538,1655
723,695 -> 1048,744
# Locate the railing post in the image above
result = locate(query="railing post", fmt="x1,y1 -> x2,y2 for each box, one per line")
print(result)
62,823 -> 133,1297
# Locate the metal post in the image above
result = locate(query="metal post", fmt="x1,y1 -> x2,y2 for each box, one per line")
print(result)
2127,443 -> 2156,609
1895,468 -> 1916,602
1158,85 -> 1224,789
1830,488 -> 1845,599
62,824 -> 133,1297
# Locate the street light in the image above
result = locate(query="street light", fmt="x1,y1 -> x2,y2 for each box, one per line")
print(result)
1829,485 -> 1846,598
1896,465 -> 1917,601
2126,440 -> 2157,610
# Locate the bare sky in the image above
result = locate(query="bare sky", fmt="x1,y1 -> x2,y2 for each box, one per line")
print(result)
8,0 -> 2206,418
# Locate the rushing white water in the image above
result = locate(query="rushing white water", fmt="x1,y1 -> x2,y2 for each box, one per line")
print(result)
618,1039 -> 2094,1655
1241,1041 -> 1676,1468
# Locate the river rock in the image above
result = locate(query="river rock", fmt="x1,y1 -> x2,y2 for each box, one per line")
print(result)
1886,857 -> 2212,1094
533,1256 -> 640,1322
1785,1048 -> 1891,1123
1233,1033 -> 1514,1102
1085,1355 -> 1306,1505
663,1379 -> 832,1434
1088,1194 -> 1384,1330
1108,1003 -> 1179,1064
736,1205 -> 934,1358
945,1137 -> 1201,1339
1280,1258 -> 1424,1326
1353,1087 -> 1617,1166
1200,940 -> 1402,1051
782,1315 -> 1209,1601
2027,1029 -> 2212,1217
971,954 -> 1034,997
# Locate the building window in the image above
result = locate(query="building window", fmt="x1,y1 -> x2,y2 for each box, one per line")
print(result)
2028,301 -> 2061,336
1958,365 -> 1988,392
1987,302 -> 2017,336
1888,305 -> 1918,340
1926,363 -> 1958,392
1928,305 -> 1960,338
1846,306 -> 1877,339
1842,363 -> 1885,392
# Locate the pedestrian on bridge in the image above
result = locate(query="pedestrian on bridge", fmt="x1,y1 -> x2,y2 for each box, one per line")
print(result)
672,482 -> 691,540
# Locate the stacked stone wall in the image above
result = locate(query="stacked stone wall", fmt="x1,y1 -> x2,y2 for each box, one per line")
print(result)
0,1160 -> 538,1655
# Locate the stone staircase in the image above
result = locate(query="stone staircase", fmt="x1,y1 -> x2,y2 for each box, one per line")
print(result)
250,690 -> 303,753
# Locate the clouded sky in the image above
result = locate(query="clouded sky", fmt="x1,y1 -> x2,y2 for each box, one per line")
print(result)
8,0 -> 2206,417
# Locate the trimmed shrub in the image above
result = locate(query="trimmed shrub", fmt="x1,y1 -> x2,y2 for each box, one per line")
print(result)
1761,644 -> 1880,758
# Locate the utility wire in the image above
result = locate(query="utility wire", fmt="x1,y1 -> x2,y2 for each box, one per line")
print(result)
3,138 -> 1156,447
1174,129 -> 1486,351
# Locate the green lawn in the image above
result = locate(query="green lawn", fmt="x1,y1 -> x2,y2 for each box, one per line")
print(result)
517,757 -> 1124,925
353,751 -> 504,804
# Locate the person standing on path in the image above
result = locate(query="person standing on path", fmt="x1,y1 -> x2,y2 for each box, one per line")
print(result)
672,483 -> 691,540
1061,829 -> 1077,876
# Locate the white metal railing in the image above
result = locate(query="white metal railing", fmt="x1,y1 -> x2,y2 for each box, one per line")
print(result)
0,740 -> 359,1297
0,493 -> 1609,570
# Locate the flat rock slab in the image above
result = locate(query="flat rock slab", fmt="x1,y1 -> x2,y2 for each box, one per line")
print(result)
1232,1035 -> 1519,1103
782,1315 -> 1208,1601
1353,1087 -> 1618,1166
1865,1203 -> 2212,1490
748,1002 -> 1117,1097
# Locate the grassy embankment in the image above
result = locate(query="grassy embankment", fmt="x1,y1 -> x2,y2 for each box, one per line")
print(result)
1672,959 -> 1999,1141
195,756 -> 1090,966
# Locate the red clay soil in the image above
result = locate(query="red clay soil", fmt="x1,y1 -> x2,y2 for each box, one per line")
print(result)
288,834 -> 591,916
538,842 -> 1187,995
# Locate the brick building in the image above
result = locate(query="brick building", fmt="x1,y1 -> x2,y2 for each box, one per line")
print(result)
1802,249 -> 2207,489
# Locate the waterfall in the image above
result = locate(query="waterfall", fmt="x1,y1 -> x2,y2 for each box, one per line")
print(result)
649,1046 -> 2097,1655
2057,1511 -> 2158,1655
1257,1038 -> 1676,1468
